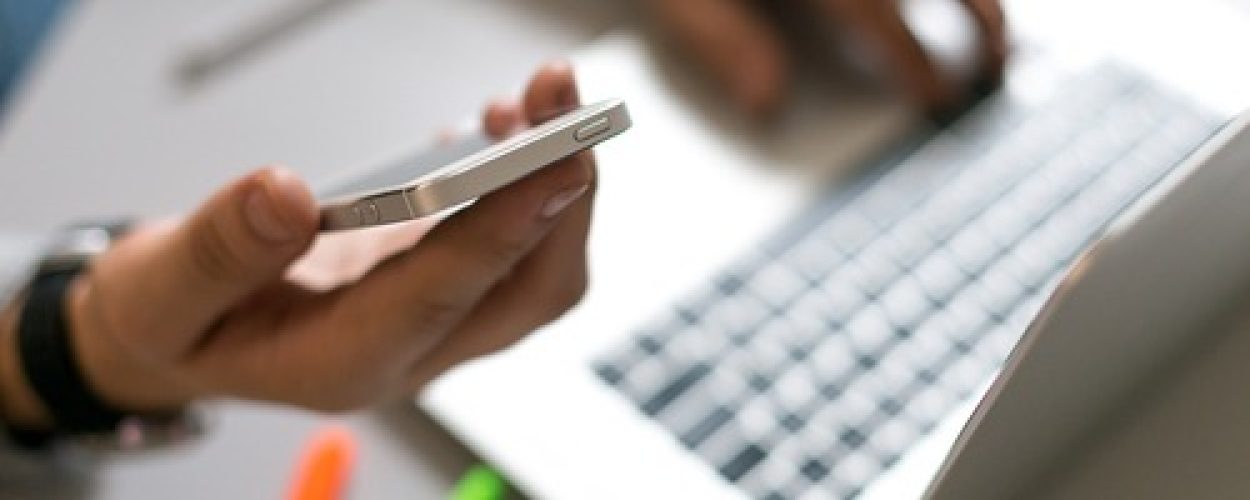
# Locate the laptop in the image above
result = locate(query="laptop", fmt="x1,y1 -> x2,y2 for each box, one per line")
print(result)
925,111 -> 1250,498
419,0 -> 1250,498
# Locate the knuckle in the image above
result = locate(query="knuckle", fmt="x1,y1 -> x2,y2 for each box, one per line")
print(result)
187,217 -> 247,282
410,293 -> 471,332
531,265 -> 589,323
471,232 -> 532,273
294,372 -> 383,414
553,268 -> 589,313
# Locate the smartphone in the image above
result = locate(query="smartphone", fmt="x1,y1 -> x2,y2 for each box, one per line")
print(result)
319,99 -> 630,230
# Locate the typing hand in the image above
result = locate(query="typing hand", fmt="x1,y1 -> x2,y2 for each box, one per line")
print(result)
645,0 -> 1008,116
0,62 -> 595,426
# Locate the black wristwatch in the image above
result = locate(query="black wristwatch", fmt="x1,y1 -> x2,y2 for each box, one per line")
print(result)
8,222 -> 203,450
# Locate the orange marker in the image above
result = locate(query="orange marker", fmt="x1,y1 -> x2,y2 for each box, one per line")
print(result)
287,425 -> 357,500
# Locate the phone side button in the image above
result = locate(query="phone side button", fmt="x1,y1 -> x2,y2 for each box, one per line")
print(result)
574,117 -> 611,142
353,201 -> 381,225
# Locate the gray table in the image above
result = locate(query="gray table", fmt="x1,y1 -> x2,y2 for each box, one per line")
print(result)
0,1 -> 624,498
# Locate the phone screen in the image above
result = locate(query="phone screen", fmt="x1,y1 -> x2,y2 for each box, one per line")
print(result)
317,133 -> 495,200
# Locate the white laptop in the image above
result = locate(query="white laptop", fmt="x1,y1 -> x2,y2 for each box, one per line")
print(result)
420,0 -> 1250,498
925,111 -> 1250,499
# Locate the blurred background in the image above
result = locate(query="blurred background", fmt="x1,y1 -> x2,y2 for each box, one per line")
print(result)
6,1 -> 1250,500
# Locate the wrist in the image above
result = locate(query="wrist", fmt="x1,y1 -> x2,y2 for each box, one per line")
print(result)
0,295 -> 53,429
70,276 -> 196,415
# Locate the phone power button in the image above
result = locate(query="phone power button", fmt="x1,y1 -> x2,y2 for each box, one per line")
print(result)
353,201 -> 380,225
574,117 -> 611,142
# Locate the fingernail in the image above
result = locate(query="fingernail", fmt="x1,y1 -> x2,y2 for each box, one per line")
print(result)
540,184 -> 589,220
245,176 -> 299,243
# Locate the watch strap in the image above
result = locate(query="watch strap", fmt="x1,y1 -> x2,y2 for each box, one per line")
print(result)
16,265 -> 126,434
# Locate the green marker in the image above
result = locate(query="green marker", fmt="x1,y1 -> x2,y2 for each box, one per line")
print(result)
451,464 -> 507,500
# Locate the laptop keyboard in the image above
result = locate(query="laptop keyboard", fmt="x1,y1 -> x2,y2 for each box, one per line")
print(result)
592,64 -> 1223,500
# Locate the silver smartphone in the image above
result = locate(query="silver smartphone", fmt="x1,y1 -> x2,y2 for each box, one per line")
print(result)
320,99 -> 630,230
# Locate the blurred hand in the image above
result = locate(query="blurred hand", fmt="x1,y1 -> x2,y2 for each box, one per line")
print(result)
0,62 -> 596,427
645,0 -> 1008,115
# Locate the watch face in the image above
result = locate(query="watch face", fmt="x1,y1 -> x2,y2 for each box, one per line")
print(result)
38,227 -> 117,274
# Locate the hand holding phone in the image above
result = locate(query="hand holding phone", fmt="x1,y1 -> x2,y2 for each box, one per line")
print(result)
12,62 -> 607,423
320,100 -> 630,231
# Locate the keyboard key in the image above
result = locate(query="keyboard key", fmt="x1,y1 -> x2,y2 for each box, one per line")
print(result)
824,212 -> 879,255
834,387 -> 882,428
779,412 -> 806,433
641,363 -> 710,415
751,262 -> 809,309
783,314 -> 836,351
906,384 -> 957,424
1008,294 -> 1046,331
856,231 -> 910,271
814,281 -> 869,325
947,228 -> 1002,274
636,334 -> 664,355
802,484 -> 847,500
868,419 -> 919,461
865,355 -> 920,398
882,223 -> 938,270
773,366 -> 818,414
967,270 -> 1025,320
744,331 -> 795,375
938,297 -> 992,345
622,357 -> 669,401
594,364 -> 624,385
844,305 -> 897,355
681,406 -> 733,448
916,189 -> 982,241
664,325 -> 727,361
702,294 -> 772,340
715,273 -> 747,295
839,427 -> 869,449
704,366 -> 751,406
657,386 -> 718,439
997,244 -> 1054,292
898,320 -> 953,369
944,355 -> 993,396
879,276 -> 933,329
975,324 -> 1020,365
720,444 -> 767,481
831,452 -> 881,490
796,414 -> 841,457
807,336 -> 857,385
754,440 -> 804,492
913,251 -> 968,302
800,458 -> 832,482
786,242 -> 844,284
737,395 -> 783,443
697,417 -> 753,465
837,252 -> 902,298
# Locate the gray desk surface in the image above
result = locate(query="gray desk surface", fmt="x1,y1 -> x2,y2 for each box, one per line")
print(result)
0,1 -> 625,498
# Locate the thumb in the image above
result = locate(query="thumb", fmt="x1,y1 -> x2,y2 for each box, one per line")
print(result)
96,167 -> 318,355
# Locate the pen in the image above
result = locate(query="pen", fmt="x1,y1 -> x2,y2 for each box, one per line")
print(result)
451,464 -> 507,500
179,0 -> 359,85
287,425 -> 357,500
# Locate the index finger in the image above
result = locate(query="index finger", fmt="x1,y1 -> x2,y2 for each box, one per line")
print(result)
961,0 -> 1009,89
825,0 -> 959,111
646,0 -> 790,115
